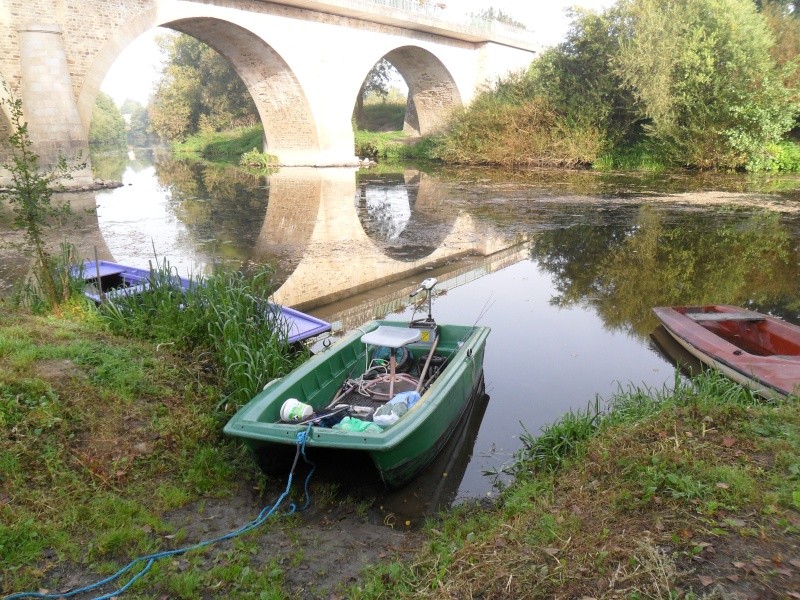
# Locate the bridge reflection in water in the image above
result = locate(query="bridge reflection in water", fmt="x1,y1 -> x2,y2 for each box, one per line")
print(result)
250,167 -> 527,314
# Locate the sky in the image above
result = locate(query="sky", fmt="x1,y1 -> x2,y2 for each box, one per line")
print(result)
101,1 -> 615,107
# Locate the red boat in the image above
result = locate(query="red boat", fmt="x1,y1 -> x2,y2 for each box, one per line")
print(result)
652,305 -> 800,399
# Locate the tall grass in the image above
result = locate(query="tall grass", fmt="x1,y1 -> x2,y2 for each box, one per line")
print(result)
357,100 -> 406,132
174,126 -> 265,163
98,261 -> 306,410
513,370 -> 765,476
11,242 -> 88,313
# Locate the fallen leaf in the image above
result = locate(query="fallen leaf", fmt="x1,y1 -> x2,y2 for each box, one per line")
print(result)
725,574 -> 740,582
698,575 -> 714,587
715,482 -> 730,489
732,561 -> 747,569
544,547 -> 560,556
722,436 -> 736,448
694,541 -> 713,549
775,567 -> 792,576
724,518 -> 746,528
790,559 -> 800,569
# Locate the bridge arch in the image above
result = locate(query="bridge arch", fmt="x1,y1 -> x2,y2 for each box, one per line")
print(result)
77,12 -> 319,163
358,46 -> 462,137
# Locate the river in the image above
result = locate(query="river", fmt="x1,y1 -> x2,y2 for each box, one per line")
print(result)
3,148 -> 800,517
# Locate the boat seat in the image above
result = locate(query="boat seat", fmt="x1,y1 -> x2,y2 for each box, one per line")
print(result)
360,326 -> 421,348
360,326 -> 421,399
686,312 -> 765,322
105,283 -> 150,300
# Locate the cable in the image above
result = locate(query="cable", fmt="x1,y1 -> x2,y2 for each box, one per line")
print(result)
4,423 -> 317,600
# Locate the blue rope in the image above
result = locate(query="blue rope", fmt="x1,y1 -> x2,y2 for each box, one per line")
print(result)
4,423 -> 317,600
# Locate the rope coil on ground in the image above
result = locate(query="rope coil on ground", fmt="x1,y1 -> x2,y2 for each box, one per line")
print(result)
4,423 -> 317,600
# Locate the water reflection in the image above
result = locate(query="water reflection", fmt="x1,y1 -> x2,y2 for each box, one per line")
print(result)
530,206 -> 800,334
356,172 -> 413,241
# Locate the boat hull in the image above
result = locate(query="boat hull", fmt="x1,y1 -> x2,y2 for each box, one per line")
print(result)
653,305 -> 800,399
224,320 -> 490,487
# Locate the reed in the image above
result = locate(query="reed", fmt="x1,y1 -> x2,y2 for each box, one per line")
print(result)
11,242 -> 88,312
515,398 -> 602,474
98,261 -> 306,410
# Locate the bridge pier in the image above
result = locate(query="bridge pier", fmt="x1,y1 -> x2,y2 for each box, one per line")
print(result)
17,23 -> 93,185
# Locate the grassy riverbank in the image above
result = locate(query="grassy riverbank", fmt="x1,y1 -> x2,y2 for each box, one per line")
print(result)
351,374 -> 800,598
0,303 -> 401,599
3,299 -> 799,598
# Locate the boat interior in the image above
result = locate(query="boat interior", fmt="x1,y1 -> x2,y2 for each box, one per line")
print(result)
683,307 -> 800,357
276,321 -> 458,426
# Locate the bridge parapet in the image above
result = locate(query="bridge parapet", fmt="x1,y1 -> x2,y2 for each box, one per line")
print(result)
264,0 -> 539,51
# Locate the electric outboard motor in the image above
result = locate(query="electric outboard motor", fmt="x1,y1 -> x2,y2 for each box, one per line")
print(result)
409,277 -> 438,346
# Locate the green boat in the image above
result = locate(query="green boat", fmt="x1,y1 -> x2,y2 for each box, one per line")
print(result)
224,279 -> 490,488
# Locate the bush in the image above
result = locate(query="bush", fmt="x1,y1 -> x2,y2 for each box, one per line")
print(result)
767,141 -> 800,172
615,0 -> 797,170
435,92 -> 604,167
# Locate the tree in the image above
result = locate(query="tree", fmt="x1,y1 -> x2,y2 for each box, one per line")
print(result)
529,8 -> 641,147
470,7 -> 527,29
615,0 -> 797,169
759,1 -> 800,125
354,59 -> 394,129
119,100 -> 152,143
754,0 -> 799,12
1,84 -> 78,307
89,91 -> 127,146
149,33 -> 258,141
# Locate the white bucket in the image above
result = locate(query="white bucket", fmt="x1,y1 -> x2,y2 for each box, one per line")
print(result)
280,398 -> 313,422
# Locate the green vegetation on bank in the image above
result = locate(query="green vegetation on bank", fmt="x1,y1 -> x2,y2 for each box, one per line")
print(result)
89,92 -> 127,148
429,0 -> 800,172
149,33 -> 258,142
1,85 -> 82,311
351,372 -> 800,598
0,306 -> 282,597
97,262 -> 305,408
173,125 -> 277,166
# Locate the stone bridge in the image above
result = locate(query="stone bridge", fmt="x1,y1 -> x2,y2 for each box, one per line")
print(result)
0,0 -> 537,183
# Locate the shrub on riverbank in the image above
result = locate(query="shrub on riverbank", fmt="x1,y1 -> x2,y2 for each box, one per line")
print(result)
174,126 -> 265,163
432,0 -> 798,172
433,94 -> 604,167
352,372 -> 800,598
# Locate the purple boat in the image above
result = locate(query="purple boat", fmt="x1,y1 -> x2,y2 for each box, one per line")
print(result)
79,260 -> 330,344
